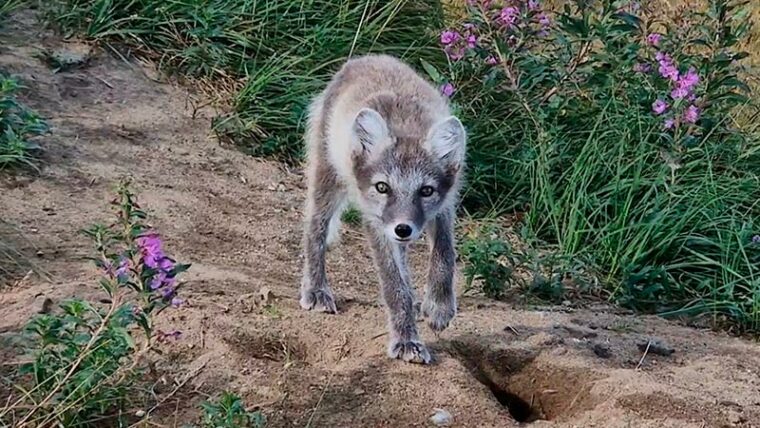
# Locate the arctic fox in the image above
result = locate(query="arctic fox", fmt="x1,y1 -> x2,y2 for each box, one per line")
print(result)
299,54 -> 466,364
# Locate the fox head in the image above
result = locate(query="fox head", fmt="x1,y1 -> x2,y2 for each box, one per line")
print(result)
350,108 -> 466,243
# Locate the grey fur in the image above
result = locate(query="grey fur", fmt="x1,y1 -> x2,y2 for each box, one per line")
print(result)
299,54 -> 466,364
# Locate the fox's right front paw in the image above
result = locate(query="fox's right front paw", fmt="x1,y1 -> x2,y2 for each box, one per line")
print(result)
388,339 -> 431,364
300,288 -> 338,314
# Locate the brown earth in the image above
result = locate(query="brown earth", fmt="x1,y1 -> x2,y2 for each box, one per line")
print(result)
1,10 -> 760,428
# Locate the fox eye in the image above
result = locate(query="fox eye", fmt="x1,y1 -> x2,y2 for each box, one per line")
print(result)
375,182 -> 390,194
419,186 -> 435,197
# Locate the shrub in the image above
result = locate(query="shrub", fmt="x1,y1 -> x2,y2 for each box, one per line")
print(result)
436,0 -> 760,330
0,73 -> 47,170
0,180 -> 190,427
45,0 -> 446,162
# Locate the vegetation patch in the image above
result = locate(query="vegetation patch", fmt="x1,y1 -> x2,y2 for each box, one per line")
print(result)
445,0 -> 760,331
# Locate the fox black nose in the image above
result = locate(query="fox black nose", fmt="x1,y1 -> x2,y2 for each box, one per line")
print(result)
394,224 -> 413,239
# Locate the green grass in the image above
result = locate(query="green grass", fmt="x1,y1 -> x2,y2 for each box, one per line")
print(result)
0,73 -> 47,170
0,0 -> 24,20
46,0 -> 446,162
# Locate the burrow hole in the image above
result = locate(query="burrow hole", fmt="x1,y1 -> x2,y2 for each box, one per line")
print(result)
450,341 -> 597,423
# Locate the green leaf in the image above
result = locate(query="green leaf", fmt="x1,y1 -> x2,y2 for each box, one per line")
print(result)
419,58 -> 443,83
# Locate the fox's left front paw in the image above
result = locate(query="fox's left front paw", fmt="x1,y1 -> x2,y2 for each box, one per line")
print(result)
422,296 -> 456,333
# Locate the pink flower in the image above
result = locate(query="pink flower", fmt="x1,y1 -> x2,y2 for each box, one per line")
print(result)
670,86 -> 689,100
656,52 -> 679,82
485,55 -> 498,65
500,6 -> 519,27
679,67 -> 699,91
671,68 -> 699,99
664,118 -> 675,129
440,30 -> 460,46
528,0 -> 540,11
646,33 -> 662,46
136,232 -> 164,269
466,34 -> 478,48
682,105 -> 700,123
440,83 -> 456,98
538,13 -> 551,27
652,99 -> 668,115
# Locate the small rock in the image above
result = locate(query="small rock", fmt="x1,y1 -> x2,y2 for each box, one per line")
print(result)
592,343 -> 612,359
430,408 -> 452,426
637,339 -> 675,356
135,409 -> 146,418
42,43 -> 93,72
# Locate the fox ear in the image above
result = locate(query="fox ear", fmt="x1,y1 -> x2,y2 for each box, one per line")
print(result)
351,108 -> 390,157
426,116 -> 466,172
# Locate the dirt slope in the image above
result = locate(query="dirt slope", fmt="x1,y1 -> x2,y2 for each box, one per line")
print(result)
1,11 -> 759,428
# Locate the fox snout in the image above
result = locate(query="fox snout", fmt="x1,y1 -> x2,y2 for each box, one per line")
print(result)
386,220 -> 422,243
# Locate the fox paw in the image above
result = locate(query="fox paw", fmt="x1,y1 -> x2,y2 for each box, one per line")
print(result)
388,339 -> 431,364
300,288 -> 338,314
422,298 -> 456,333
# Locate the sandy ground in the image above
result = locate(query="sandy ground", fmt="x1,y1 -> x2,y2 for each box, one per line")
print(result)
1,10 -> 759,428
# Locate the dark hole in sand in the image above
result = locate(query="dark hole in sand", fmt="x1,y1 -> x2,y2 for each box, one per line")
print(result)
449,341 -> 545,422
483,374 -> 542,422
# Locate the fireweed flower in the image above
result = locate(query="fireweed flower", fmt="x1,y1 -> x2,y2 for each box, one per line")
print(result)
671,86 -> 689,100
535,12 -> 551,36
500,6 -> 519,27
485,55 -> 498,65
679,67 -> 699,91
682,105 -> 700,123
652,99 -> 668,115
136,232 -> 163,269
646,33 -> 662,46
528,0 -> 540,11
440,82 -> 456,98
656,52 -> 679,82
466,34 -> 478,48
663,118 -> 675,129
440,30 -> 460,46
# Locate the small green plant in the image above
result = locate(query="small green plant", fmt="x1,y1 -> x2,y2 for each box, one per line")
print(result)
199,391 -> 265,428
0,0 -> 23,21
0,180 -> 189,427
340,205 -> 363,227
0,72 -> 47,170
459,224 -> 522,299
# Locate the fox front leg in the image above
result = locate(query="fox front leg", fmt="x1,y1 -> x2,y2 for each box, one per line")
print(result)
422,208 -> 457,333
367,225 -> 431,364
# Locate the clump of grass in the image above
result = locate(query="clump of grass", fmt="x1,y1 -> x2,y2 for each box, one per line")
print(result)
45,0 -> 446,162
438,0 -> 760,331
0,72 -> 47,170
0,0 -> 23,20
